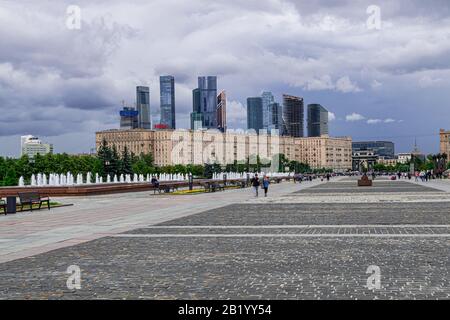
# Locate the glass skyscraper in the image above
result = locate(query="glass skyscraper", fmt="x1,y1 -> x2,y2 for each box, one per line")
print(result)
136,86 -> 151,129
191,88 -> 201,130
247,97 -> 264,132
198,76 -> 217,129
282,94 -> 304,137
159,75 -> 176,129
269,102 -> 283,135
307,104 -> 329,137
261,91 -> 274,130
217,90 -> 227,132
120,106 -> 139,129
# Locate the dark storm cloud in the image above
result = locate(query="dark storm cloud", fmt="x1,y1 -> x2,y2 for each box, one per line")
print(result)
1,0 -> 450,156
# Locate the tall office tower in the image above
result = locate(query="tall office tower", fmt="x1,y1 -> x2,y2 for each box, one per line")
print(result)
307,104 -> 329,137
261,91 -> 274,129
120,106 -> 139,129
269,102 -> 283,134
282,94 -> 304,137
190,88 -> 202,130
192,88 -> 201,113
217,90 -> 227,132
160,75 -> 176,129
136,86 -> 151,129
190,112 -> 204,130
198,76 -> 217,129
247,97 -> 264,132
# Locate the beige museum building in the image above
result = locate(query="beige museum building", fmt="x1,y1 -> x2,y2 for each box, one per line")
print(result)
96,129 -> 352,171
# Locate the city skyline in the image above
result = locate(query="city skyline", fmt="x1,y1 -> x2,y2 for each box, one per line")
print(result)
1,1 -> 450,156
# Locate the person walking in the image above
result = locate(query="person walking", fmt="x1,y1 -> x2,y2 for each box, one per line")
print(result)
151,176 -> 160,188
251,174 -> 260,197
262,175 -> 270,197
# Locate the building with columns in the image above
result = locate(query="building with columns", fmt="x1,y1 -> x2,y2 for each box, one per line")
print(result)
96,129 -> 352,171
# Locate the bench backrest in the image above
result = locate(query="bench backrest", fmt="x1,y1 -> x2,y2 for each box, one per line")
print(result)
18,192 -> 40,202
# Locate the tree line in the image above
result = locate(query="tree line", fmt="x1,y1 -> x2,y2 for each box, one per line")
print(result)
371,153 -> 450,173
0,139 -> 314,186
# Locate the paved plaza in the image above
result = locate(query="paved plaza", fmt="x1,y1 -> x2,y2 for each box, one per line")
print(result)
0,177 -> 449,299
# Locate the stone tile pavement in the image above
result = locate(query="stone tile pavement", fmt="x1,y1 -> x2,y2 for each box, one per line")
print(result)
0,176 -> 449,300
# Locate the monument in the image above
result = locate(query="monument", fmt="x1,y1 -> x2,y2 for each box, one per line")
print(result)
358,173 -> 373,187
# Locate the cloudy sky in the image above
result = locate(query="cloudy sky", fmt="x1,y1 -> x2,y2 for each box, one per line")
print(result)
1,0 -> 449,156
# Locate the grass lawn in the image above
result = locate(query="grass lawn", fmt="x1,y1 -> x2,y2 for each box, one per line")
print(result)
170,185 -> 241,195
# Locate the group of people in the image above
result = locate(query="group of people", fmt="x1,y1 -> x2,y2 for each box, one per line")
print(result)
370,170 -> 443,182
414,170 -> 434,182
250,174 -> 271,197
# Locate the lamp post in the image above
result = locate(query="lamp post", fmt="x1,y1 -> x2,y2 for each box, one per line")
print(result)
188,173 -> 193,191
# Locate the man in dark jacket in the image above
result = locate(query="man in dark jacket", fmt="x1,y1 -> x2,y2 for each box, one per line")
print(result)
251,174 -> 260,197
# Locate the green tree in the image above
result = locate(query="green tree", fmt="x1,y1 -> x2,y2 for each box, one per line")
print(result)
121,146 -> 133,175
3,166 -> 18,186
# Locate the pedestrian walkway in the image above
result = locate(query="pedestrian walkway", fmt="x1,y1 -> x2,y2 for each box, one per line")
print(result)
0,177 -> 448,299
0,179 -> 325,264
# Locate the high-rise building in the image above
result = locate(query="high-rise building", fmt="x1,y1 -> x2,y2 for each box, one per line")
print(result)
21,135 -> 53,158
282,94 -> 304,137
269,102 -> 283,134
190,112 -> 204,131
307,104 -> 329,137
261,91 -> 275,129
192,88 -> 201,113
159,75 -> 176,129
191,88 -> 201,130
197,76 -> 217,129
136,86 -> 151,129
119,106 -> 139,129
247,97 -> 264,132
217,90 -> 227,132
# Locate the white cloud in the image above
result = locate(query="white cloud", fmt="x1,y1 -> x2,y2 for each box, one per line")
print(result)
419,75 -> 443,88
367,119 -> 382,124
367,118 -> 398,124
371,80 -> 383,89
226,100 -> 246,129
345,113 -> 365,122
1,0 -> 450,155
305,75 -> 362,93
328,112 -> 336,122
335,76 -> 362,93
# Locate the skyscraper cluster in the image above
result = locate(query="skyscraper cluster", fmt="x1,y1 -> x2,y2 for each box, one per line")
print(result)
190,76 -> 227,132
247,92 -> 329,138
118,75 -> 329,138
120,76 -> 176,130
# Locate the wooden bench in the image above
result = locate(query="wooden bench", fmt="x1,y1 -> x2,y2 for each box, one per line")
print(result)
18,192 -> 50,211
0,198 -> 6,215
213,183 -> 225,192
159,185 -> 179,193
